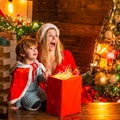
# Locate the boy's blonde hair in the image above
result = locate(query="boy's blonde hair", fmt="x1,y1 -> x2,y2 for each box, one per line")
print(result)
16,38 -> 37,62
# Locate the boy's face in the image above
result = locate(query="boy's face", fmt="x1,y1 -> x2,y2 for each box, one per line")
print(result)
24,45 -> 38,60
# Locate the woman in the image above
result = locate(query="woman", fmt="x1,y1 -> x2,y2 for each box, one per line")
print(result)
36,23 -> 79,90
37,23 -> 79,75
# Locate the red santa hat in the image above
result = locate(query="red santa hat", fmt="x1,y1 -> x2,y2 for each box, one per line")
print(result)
37,23 -> 60,43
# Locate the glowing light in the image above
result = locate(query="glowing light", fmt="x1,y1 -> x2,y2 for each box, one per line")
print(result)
100,76 -> 107,84
20,0 -> 27,3
96,43 -> 108,54
90,62 -> 98,67
8,2 -> 13,14
99,58 -> 107,69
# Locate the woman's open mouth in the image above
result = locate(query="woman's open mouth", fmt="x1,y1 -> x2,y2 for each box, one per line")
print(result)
50,42 -> 56,46
50,42 -> 56,50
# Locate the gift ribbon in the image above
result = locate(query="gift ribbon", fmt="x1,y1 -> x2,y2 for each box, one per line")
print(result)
31,63 -> 38,82
81,86 -> 97,103
81,86 -> 108,103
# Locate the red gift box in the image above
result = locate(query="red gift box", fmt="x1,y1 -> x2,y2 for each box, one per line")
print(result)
46,75 -> 82,117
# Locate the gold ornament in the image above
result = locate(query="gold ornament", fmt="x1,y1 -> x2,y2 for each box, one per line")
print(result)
108,74 -> 117,84
117,84 -> 120,88
104,30 -> 113,39
94,72 -> 109,86
99,58 -> 107,69
114,15 -> 120,23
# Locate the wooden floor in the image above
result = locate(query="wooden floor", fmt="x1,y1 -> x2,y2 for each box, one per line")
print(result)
7,103 -> 120,120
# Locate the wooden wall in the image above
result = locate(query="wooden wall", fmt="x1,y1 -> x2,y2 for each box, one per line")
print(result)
0,34 -> 16,116
33,0 -> 112,73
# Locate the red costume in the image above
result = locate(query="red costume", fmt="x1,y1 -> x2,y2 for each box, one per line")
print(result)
53,50 -> 77,74
40,50 -> 77,91
7,60 -> 46,105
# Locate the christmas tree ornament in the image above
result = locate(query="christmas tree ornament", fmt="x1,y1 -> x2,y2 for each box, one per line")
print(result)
74,0 -> 120,101
96,43 -> 108,55
99,58 -> 107,69
105,30 -> 113,39
116,74 -> 120,81
117,83 -> 120,88
94,72 -> 109,86
114,15 -> 120,23
108,74 -> 117,84
116,64 -> 120,71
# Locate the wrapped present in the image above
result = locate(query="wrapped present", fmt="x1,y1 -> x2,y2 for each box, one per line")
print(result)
46,73 -> 82,117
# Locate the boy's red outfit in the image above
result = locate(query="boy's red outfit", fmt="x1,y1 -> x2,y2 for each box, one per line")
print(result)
7,60 -> 46,109
54,50 -> 77,74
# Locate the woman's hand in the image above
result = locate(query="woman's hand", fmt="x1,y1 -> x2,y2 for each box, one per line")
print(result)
73,68 -> 80,75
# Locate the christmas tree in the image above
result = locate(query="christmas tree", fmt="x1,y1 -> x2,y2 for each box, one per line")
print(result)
83,0 -> 120,102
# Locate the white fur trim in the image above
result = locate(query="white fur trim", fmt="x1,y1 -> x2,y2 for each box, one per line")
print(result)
8,60 -> 45,104
8,66 -> 33,104
38,23 -> 60,43
34,60 -> 46,72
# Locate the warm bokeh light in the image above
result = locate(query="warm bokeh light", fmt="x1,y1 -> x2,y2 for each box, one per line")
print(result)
8,2 -> 13,14
96,43 -> 108,55
0,0 -> 32,21
20,0 -> 27,3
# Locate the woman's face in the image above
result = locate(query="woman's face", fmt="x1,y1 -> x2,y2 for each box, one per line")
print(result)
46,29 -> 59,51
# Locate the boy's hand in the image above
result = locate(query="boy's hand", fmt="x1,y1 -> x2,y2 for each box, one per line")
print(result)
10,106 -> 19,110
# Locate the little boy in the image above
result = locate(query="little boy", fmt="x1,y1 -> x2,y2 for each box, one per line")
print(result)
8,38 -> 46,111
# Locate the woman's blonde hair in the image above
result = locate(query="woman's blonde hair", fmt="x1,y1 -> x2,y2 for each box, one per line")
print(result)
16,38 -> 37,62
38,29 -> 64,68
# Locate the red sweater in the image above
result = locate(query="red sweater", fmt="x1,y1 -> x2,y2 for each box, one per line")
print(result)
39,50 -> 77,91
54,50 -> 77,74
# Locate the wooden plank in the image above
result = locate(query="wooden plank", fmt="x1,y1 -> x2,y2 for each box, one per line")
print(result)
57,22 -> 101,36
0,81 -> 10,90
10,40 -> 16,49
0,46 -> 10,53
0,58 -> 10,66
0,34 -> 16,117
9,40 -> 17,68
0,64 -> 10,70
8,103 -> 120,120
0,76 -> 10,82
0,92 -> 8,102
0,53 -> 10,58
0,70 -> 10,78
0,106 -> 7,114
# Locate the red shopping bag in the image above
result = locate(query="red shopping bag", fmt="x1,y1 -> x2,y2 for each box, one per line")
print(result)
46,75 -> 82,117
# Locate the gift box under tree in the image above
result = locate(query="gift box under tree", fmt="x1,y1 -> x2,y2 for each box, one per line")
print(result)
46,73 -> 82,117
